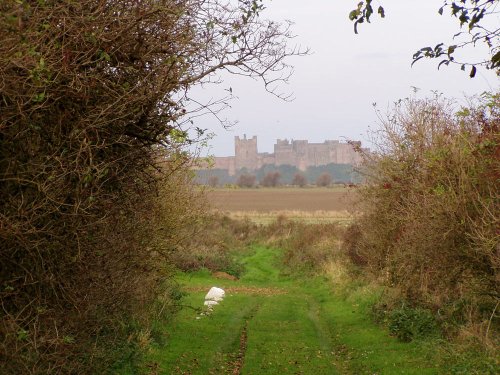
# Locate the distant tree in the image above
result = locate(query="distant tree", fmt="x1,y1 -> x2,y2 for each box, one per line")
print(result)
292,173 -> 307,187
261,171 -> 281,187
316,172 -> 332,187
237,174 -> 256,188
207,176 -> 219,187
349,0 -> 500,76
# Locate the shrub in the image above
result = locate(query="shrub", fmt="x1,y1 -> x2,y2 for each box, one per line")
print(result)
292,173 -> 307,187
237,174 -> 257,188
265,218 -> 343,273
348,93 -> 499,339
171,214 -> 258,277
261,171 -> 281,187
0,0 -> 298,372
316,172 -> 332,187
388,305 -> 439,342
208,175 -> 220,187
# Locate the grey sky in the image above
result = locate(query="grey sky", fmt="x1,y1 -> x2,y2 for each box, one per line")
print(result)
192,0 -> 498,157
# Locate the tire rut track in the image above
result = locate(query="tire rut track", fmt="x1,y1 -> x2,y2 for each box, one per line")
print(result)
230,304 -> 260,375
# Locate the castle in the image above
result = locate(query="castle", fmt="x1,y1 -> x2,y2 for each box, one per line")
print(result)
214,135 -> 366,175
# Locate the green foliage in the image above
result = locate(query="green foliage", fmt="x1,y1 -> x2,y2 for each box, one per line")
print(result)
387,305 -> 439,342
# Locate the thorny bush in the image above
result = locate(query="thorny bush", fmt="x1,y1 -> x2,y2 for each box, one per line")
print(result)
0,0 -> 301,373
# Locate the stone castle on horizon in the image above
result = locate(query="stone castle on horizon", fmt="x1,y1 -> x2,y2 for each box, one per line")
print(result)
214,135 -> 367,176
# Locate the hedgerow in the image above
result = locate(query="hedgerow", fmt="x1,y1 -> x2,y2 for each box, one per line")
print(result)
349,94 -> 499,342
0,0 -> 299,372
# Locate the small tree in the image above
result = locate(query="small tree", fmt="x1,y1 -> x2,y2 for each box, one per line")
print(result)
261,171 -> 281,187
316,172 -> 332,187
292,173 -> 307,187
237,174 -> 256,188
208,175 -> 219,187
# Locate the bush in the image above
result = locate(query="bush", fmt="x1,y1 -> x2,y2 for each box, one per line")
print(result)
237,174 -> 257,188
348,93 -> 499,340
0,0 -> 298,372
261,171 -> 281,187
388,305 -> 439,342
316,172 -> 332,187
171,214 -> 258,277
208,175 -> 220,187
264,217 -> 343,273
292,173 -> 307,187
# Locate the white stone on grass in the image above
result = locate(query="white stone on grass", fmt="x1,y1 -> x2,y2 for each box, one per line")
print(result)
205,286 -> 225,302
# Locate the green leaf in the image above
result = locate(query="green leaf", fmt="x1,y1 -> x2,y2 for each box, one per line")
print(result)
17,329 -> 29,341
378,6 -> 385,18
63,335 -> 75,344
231,35 -> 237,43
438,59 -> 450,69
354,18 -> 364,34
32,92 -> 45,102
491,51 -> 500,68
411,56 -> 424,67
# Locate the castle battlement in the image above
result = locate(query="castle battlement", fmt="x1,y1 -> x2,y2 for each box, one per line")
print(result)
214,135 -> 364,175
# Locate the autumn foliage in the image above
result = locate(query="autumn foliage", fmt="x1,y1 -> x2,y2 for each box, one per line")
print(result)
0,0 -> 299,372
348,94 -> 499,340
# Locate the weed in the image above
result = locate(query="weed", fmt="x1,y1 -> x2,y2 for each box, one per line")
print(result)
387,304 -> 440,342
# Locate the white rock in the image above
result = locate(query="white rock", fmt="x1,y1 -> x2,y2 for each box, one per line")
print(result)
204,300 -> 219,307
204,287 -> 225,302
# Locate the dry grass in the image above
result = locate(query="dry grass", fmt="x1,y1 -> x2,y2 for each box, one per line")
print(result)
221,210 -> 354,224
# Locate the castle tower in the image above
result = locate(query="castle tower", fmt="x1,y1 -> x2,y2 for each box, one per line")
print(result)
235,134 -> 258,171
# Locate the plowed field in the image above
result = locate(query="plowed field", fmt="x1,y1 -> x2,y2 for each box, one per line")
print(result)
207,188 -> 357,212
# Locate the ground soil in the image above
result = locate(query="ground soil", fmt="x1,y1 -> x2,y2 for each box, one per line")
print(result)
207,188 -> 358,212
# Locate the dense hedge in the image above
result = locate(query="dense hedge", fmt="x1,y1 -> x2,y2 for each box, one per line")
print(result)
0,0 -> 296,372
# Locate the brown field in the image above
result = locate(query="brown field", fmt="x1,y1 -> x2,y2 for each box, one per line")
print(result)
207,187 -> 359,224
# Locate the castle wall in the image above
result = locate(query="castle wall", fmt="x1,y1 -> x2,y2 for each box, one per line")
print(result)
257,153 -> 275,169
234,135 -> 258,171
274,139 -> 294,166
213,156 -> 236,176
212,136 -> 365,174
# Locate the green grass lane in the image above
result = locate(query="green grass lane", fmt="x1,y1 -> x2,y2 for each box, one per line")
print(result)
242,293 -> 340,374
145,246 -> 439,374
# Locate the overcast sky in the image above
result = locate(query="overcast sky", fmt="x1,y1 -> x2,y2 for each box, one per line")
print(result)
191,0 -> 498,157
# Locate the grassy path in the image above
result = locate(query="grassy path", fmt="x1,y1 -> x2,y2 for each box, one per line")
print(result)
147,246 -> 438,374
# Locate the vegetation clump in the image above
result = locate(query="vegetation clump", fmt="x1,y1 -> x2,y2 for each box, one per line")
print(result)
260,171 -> 281,187
348,94 -> 499,344
237,173 -> 257,188
291,173 -> 307,187
0,0 -> 299,372
316,172 -> 333,187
